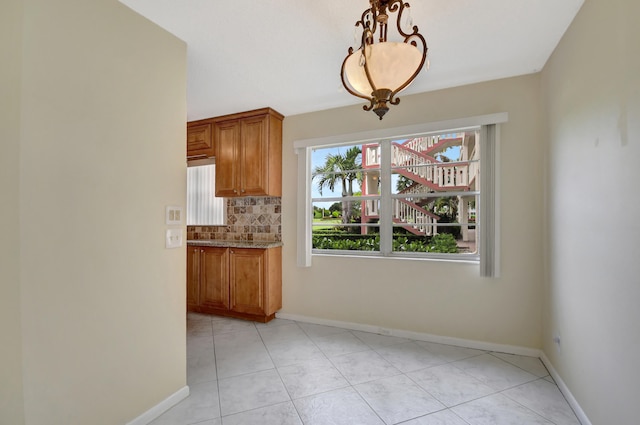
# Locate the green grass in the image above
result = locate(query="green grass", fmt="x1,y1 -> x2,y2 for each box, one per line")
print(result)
312,217 -> 342,231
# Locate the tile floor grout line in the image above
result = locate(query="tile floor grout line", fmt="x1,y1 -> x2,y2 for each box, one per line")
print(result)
488,351 -> 552,378
250,320 -> 306,425
498,376 -> 579,425
183,314 -> 579,425
210,317 -> 223,424
496,388 -> 562,425
291,326 -> 381,423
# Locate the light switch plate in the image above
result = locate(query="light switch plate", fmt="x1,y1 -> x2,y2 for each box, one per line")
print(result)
165,228 -> 183,249
166,206 -> 183,225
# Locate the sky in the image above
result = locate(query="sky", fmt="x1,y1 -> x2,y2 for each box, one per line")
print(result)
311,146 -> 360,206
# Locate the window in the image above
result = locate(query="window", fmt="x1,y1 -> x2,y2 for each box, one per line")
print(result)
295,114 -> 506,277
187,162 -> 226,226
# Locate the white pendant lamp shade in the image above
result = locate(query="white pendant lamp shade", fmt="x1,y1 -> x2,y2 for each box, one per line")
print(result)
340,0 -> 428,119
344,42 -> 423,96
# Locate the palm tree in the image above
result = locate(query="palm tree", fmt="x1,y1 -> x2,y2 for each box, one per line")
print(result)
313,146 -> 362,224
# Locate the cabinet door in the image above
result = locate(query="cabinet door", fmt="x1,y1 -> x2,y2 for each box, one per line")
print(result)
239,116 -> 268,196
214,120 -> 240,197
187,122 -> 214,159
229,248 -> 265,316
186,246 -> 201,309
200,247 -> 230,310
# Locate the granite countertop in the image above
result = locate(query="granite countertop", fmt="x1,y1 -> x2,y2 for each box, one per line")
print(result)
187,240 -> 283,249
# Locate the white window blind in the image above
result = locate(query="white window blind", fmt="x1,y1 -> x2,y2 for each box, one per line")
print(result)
187,164 -> 226,226
479,124 -> 500,278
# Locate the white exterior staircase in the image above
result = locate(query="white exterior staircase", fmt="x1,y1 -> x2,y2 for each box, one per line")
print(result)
361,134 -> 478,237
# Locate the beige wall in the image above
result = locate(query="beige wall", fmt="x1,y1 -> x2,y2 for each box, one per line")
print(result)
541,0 -> 640,423
0,0 -> 26,423
9,0 -> 188,423
281,74 -> 544,349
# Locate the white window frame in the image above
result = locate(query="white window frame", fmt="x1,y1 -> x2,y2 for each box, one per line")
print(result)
294,113 -> 506,277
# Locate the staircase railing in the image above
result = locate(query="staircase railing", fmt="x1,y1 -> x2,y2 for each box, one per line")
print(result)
392,143 -> 471,189
399,183 -> 432,195
402,133 -> 462,154
361,135 -> 478,236
393,199 -> 438,236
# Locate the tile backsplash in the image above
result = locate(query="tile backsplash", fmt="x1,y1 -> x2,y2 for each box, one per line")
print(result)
187,197 -> 281,242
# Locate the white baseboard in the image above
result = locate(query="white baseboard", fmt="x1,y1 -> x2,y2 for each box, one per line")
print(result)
540,352 -> 592,425
126,385 -> 190,425
275,312 -> 541,357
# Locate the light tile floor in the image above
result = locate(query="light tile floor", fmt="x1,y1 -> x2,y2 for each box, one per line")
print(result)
150,314 -> 581,425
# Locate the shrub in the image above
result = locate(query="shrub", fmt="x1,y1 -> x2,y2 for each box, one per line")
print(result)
311,232 -> 459,254
313,235 -> 379,251
393,236 -> 429,252
428,233 -> 459,253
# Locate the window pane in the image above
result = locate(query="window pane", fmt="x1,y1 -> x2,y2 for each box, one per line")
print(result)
390,195 -> 477,254
391,132 -> 479,195
305,128 -> 482,259
312,199 -> 380,251
311,143 -> 378,196
388,132 -> 479,254
311,142 -> 377,226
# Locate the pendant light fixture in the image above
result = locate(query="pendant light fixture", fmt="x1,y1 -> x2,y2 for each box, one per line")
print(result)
340,0 -> 428,120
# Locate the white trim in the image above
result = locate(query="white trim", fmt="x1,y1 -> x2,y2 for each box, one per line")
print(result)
311,251 -> 479,264
125,386 -> 190,425
380,140 -> 392,255
494,125 -> 501,276
296,147 -> 312,267
292,112 -> 508,150
540,353 -> 592,425
276,312 -> 540,357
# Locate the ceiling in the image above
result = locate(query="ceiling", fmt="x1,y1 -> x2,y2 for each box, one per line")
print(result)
120,0 -> 584,121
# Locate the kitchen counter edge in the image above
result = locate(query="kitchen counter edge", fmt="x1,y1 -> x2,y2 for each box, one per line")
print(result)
187,240 -> 283,249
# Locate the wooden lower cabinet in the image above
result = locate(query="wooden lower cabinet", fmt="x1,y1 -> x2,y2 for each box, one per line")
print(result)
187,245 -> 282,323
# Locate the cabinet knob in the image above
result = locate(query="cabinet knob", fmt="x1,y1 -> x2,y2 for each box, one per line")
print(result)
241,189 -> 245,193
233,189 -> 238,193
201,249 -> 204,253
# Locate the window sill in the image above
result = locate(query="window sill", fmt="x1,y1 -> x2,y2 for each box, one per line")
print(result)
311,250 -> 480,264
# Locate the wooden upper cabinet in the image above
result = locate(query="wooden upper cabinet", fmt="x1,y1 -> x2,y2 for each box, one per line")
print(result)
213,119 -> 241,196
186,120 -> 215,160
214,108 -> 283,197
